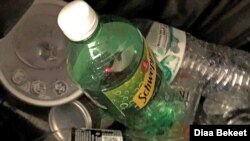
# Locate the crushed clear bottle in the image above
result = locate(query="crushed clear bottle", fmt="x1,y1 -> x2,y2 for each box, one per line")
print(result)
133,19 -> 250,125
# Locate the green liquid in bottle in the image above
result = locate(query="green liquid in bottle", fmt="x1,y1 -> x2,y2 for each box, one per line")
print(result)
67,17 -> 186,137
58,1 -> 187,139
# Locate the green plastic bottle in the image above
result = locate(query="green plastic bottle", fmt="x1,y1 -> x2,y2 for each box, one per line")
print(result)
58,1 -> 187,139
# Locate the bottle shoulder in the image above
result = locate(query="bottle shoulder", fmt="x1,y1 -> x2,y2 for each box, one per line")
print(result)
66,19 -> 146,91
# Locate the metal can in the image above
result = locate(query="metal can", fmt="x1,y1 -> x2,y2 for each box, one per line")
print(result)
48,95 -> 114,140
35,128 -> 124,141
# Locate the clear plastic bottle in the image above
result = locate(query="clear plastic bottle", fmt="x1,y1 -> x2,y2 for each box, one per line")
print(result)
133,19 -> 250,125
57,1 -> 187,140
133,19 -> 202,124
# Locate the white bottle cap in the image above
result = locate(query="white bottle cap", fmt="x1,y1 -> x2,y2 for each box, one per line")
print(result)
57,0 -> 98,41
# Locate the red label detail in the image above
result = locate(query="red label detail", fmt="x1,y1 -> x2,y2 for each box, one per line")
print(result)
141,59 -> 149,73
104,67 -> 113,74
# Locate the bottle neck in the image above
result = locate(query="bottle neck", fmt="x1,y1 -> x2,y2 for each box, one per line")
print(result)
79,16 -> 102,43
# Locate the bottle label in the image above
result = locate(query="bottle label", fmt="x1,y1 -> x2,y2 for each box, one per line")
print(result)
146,22 -> 186,83
71,128 -> 123,141
104,45 -> 157,114
133,46 -> 157,109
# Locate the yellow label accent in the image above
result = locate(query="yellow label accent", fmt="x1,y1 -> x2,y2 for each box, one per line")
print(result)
133,47 -> 157,109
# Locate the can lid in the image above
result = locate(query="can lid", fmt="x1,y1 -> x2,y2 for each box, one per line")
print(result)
48,100 -> 92,140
